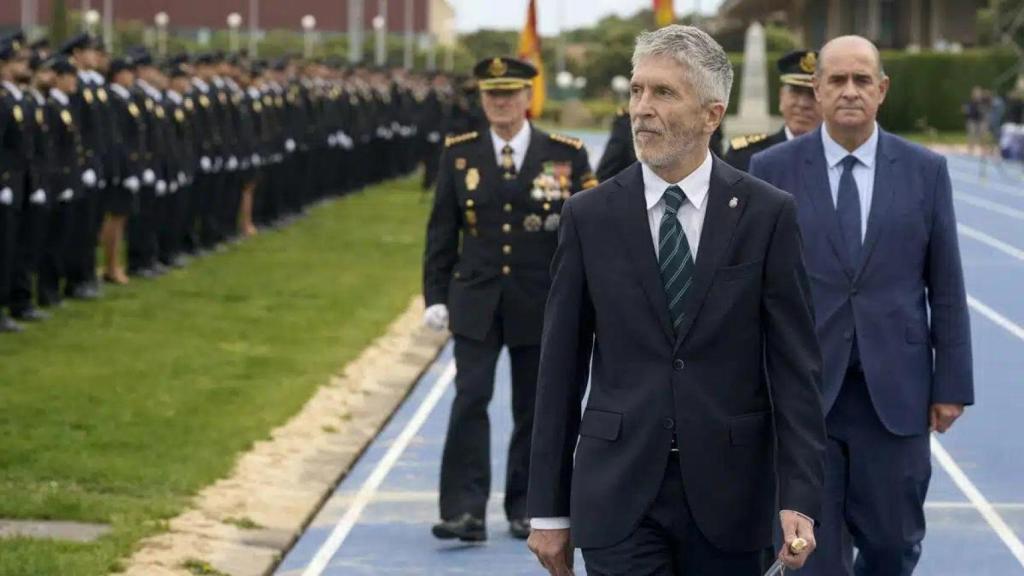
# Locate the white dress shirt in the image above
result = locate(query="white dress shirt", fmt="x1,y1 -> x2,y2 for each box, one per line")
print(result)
490,122 -> 531,173
821,122 -> 879,241
2,81 -> 23,101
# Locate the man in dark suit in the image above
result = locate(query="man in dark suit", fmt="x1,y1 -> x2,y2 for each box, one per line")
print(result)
749,36 -> 974,576
422,56 -> 597,543
723,50 -> 822,173
527,25 -> 825,576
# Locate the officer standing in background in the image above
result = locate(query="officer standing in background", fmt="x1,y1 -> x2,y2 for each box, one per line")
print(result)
723,49 -> 823,172
422,56 -> 598,542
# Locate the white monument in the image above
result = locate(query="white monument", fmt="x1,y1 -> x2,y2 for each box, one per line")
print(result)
726,22 -> 782,139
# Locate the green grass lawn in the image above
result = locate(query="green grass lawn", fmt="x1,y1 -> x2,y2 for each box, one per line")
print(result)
0,177 -> 432,575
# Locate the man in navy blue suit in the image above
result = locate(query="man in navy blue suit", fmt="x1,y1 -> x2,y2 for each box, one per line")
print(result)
749,36 -> 974,576
527,25 -> 826,576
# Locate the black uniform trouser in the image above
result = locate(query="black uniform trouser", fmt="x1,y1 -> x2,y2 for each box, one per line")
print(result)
65,188 -> 100,292
198,172 -> 223,248
180,181 -> 200,254
127,186 -> 158,271
157,189 -> 180,265
439,315 -> 539,522
10,201 -> 48,313
219,171 -> 241,240
39,199 -> 73,306
0,201 -> 15,312
582,456 -> 774,576
422,142 -> 443,191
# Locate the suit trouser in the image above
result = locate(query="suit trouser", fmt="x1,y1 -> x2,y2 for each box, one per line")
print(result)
127,186 -> 158,271
797,370 -> 930,576
582,456 -> 773,576
440,316 -> 539,522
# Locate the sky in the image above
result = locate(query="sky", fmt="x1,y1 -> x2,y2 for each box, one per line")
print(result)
448,0 -> 726,36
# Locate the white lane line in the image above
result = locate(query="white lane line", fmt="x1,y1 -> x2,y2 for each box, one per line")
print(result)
954,191 -> 1024,221
951,171 -> 1024,199
959,224 -> 1024,262
968,295 -> 1024,342
301,360 -> 457,576
931,437 -> 1024,567
926,501 -> 1024,511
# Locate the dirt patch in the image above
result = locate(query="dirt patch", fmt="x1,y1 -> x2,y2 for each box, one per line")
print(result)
113,297 -> 447,576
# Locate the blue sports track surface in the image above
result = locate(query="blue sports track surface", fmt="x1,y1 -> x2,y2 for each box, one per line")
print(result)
275,143 -> 1024,575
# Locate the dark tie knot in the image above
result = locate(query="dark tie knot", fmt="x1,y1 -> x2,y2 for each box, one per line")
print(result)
502,144 -> 514,156
841,155 -> 859,172
662,185 -> 686,215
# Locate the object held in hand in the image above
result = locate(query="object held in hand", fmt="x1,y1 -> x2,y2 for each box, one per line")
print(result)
762,538 -> 809,576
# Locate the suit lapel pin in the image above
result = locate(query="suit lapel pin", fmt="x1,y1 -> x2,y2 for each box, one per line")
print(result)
729,197 -> 738,209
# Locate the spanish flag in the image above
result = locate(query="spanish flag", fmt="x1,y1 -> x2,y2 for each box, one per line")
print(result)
654,0 -> 674,27
518,0 -> 545,118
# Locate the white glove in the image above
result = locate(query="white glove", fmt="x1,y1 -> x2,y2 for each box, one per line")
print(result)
0,187 -> 13,206
155,180 -> 167,195
124,176 -> 141,192
30,189 -> 46,205
285,138 -> 296,152
327,134 -> 337,147
428,131 -> 441,143
423,304 -> 449,332
59,189 -> 74,202
227,156 -> 238,171
169,182 -> 179,193
213,157 -> 223,172
142,169 -> 156,185
99,179 -> 107,189
251,154 -> 261,166
82,168 -> 97,187
178,172 -> 187,185
200,156 -> 212,172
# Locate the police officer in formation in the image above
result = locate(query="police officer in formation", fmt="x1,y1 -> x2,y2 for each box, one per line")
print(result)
722,49 -> 823,171
422,56 -> 598,542
0,30 -> 458,333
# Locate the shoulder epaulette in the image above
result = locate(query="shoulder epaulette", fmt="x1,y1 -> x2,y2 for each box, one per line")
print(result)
445,131 -> 479,148
729,133 -> 767,151
550,133 -> 584,150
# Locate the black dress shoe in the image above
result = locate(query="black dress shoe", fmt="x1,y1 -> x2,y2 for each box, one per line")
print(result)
129,267 -> 158,279
509,518 -> 531,540
431,513 -> 486,542
0,315 -> 24,333
11,307 -> 49,322
68,284 -> 100,300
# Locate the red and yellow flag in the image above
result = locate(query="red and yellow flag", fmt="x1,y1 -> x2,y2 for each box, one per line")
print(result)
654,0 -> 675,27
517,0 -> 545,118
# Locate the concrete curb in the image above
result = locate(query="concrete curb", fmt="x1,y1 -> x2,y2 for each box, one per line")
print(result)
113,296 -> 448,576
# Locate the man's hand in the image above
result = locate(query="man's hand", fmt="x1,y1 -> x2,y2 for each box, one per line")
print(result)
778,510 -> 815,570
930,403 -> 964,433
528,528 -> 574,576
423,304 -> 449,332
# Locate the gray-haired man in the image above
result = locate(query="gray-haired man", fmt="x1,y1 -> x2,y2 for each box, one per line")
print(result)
526,25 -> 826,575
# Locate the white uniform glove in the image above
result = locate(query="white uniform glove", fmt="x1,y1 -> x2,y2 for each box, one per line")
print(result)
227,156 -> 238,171
99,179 -> 107,189
178,172 -> 187,185
82,168 -> 97,187
30,189 -> 47,205
155,180 -> 167,195
142,169 -> 156,185
285,138 -> 296,152
423,304 -> 449,332
59,189 -> 74,202
251,154 -> 262,166
124,176 -> 141,192
327,134 -> 337,147
0,187 -> 13,206
200,156 -> 212,172
428,131 -> 441,144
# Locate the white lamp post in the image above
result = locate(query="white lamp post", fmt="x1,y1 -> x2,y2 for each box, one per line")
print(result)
154,11 -> 169,57
84,9 -> 100,34
301,14 -> 317,59
373,14 -> 386,67
443,17 -> 455,72
227,12 -> 243,53
611,74 -> 630,97
555,71 -> 573,90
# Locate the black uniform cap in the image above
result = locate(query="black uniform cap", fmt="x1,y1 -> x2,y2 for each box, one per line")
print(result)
472,57 -> 537,91
43,54 -> 77,75
59,32 -> 95,55
778,50 -> 817,88
108,57 -> 133,78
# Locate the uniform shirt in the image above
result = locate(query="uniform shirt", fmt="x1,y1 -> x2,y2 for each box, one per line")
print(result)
1,80 -> 23,101
821,122 -> 878,241
489,122 -> 531,173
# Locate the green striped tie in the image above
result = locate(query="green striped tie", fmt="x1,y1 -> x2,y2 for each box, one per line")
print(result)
658,185 -> 694,333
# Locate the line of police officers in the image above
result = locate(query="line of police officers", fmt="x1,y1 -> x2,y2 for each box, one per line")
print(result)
0,30 -> 465,333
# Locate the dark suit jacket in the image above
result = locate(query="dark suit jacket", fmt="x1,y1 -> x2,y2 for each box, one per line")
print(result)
527,158 -> 826,552
723,128 -> 787,173
749,128 -> 974,436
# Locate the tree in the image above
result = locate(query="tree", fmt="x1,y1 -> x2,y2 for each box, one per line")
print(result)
50,0 -> 70,46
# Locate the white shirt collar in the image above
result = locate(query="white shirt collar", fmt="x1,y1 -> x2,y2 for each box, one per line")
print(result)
489,122 -> 532,161
642,150 -> 713,212
50,88 -> 69,106
821,122 -> 879,170
109,83 -> 131,100
192,78 -> 209,93
166,90 -> 182,104
2,81 -> 23,100
784,125 -> 796,141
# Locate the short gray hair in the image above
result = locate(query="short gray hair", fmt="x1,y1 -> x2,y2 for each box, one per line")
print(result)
631,25 -> 733,105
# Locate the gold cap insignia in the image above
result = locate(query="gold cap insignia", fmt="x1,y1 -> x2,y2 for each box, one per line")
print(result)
488,58 -> 508,77
799,52 -> 817,74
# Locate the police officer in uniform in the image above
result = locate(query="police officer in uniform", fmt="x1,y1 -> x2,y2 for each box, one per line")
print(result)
723,49 -> 822,172
423,56 -> 598,542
